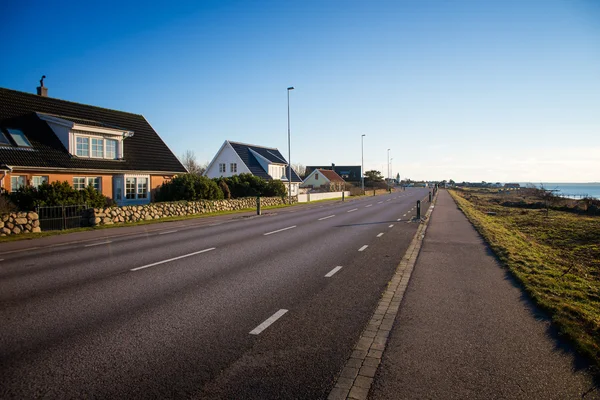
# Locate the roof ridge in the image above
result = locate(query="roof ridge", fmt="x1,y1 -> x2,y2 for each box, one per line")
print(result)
0,87 -> 143,118
228,140 -> 279,151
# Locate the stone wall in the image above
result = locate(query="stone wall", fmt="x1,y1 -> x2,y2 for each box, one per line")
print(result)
0,211 -> 41,236
85,196 -> 295,226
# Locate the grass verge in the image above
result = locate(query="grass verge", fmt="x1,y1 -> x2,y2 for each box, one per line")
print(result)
449,189 -> 600,371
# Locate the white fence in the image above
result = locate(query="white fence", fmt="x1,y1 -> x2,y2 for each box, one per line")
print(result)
297,191 -> 350,203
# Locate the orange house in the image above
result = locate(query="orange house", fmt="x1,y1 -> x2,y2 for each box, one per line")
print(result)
0,87 -> 186,205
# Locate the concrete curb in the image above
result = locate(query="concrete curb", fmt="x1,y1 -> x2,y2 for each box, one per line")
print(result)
328,193 -> 438,400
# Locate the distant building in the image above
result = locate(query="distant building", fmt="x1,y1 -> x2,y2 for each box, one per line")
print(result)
504,183 -> 521,188
301,169 -> 345,191
305,165 -> 361,183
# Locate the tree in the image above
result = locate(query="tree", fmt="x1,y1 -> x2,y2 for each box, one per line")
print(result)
364,170 -> 383,183
179,150 -> 204,175
292,163 -> 306,179
396,173 -> 400,183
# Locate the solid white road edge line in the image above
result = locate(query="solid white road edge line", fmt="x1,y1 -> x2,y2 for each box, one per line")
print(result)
358,245 -> 368,252
130,247 -> 216,272
264,225 -> 297,236
84,241 -> 112,247
347,208 -> 358,213
325,266 -> 343,277
318,215 -> 336,221
158,230 -> 178,235
249,309 -> 289,335
377,233 -> 384,237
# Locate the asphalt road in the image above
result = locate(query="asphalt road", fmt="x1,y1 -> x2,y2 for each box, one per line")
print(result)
0,188 -> 430,399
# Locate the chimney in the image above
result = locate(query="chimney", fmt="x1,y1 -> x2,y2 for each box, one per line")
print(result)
36,75 -> 48,97
331,163 -> 335,171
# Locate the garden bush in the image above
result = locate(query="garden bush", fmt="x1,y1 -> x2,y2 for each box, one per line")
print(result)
8,181 -> 114,210
155,174 -> 224,202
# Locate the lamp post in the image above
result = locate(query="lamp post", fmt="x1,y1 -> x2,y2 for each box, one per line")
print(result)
361,134 -> 366,194
390,157 -> 394,187
387,148 -> 390,190
287,86 -> 294,204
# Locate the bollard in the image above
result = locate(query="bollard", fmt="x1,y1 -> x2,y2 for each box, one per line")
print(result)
256,196 -> 261,215
417,200 -> 421,219
342,191 -> 345,201
373,189 -> 376,196
429,192 -> 432,202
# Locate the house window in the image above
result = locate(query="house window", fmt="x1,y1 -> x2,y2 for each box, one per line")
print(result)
137,177 -> 148,199
315,173 -> 319,180
106,139 -> 117,159
0,130 -> 11,146
91,138 -> 104,158
32,176 -> 49,188
125,177 -> 149,200
74,133 -> 120,160
6,128 -> 32,147
10,176 -> 26,192
219,163 -> 226,173
74,177 -> 101,191
230,163 -> 237,173
76,137 -> 89,157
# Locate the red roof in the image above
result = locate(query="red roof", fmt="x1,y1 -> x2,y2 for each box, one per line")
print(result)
318,169 -> 345,183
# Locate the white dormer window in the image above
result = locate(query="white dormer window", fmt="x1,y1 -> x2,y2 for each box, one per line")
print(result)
74,132 -> 121,159
36,113 -> 133,161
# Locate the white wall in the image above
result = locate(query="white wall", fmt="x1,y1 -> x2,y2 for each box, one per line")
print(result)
205,144 -> 250,178
297,191 -> 350,202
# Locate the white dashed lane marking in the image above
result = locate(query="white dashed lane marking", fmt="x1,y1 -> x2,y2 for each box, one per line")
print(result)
250,309 -> 288,335
365,204 -> 373,208
358,245 -> 369,252
325,266 -> 343,277
158,230 -> 178,235
377,233 -> 384,237
389,224 -> 394,228
264,225 -> 297,236
347,208 -> 358,213
84,241 -> 112,247
130,247 -> 216,272
318,215 -> 335,221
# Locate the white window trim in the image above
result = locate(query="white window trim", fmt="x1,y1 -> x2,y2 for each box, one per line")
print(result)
74,176 -> 102,191
123,175 -> 150,201
10,175 -> 26,192
32,175 -> 49,188
230,163 -> 237,173
219,163 -> 226,173
72,131 -> 122,160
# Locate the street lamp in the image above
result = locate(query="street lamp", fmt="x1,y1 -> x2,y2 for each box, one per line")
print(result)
287,86 -> 294,204
387,148 -> 390,191
361,134 -> 366,194
390,157 -> 394,187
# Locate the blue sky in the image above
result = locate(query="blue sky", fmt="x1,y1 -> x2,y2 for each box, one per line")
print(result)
2,0 -> 599,182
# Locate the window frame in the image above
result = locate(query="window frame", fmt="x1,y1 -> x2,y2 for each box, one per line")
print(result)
219,163 -> 226,173
6,128 -> 32,147
124,176 -> 149,200
10,175 -> 26,192
73,176 -> 101,192
32,175 -> 49,188
74,133 -> 120,160
230,163 -> 237,173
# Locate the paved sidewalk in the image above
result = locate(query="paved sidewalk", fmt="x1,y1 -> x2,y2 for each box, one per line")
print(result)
370,190 -> 599,399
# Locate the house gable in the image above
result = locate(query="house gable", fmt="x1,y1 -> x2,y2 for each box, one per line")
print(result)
204,141 -> 250,178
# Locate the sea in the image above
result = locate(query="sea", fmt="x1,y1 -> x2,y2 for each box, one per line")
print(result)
520,183 -> 600,200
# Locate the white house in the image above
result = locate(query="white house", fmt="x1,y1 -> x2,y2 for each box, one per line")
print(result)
301,168 -> 346,192
204,140 -> 302,196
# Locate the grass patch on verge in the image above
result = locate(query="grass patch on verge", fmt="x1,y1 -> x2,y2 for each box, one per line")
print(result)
449,189 -> 600,370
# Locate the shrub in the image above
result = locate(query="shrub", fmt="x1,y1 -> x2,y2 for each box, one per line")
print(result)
0,190 -> 17,214
155,174 -> 224,202
217,174 -> 287,198
8,181 -> 114,210
217,179 -> 231,200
